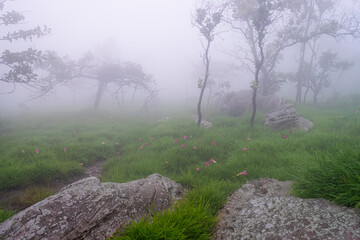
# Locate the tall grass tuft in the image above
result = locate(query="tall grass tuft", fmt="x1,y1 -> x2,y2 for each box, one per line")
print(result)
112,190 -> 222,240
292,147 -> 360,208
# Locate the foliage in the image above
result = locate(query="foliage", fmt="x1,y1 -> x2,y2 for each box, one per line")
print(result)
0,1 -> 51,93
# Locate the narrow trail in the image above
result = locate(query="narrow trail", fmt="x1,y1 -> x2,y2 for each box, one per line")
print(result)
0,158 -> 106,212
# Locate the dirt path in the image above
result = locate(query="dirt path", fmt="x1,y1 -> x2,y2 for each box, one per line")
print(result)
0,158 -> 106,212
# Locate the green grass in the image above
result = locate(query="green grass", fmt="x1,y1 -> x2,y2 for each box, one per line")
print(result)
0,208 -> 15,223
292,147 -> 360,208
116,198 -> 217,240
0,101 -> 359,235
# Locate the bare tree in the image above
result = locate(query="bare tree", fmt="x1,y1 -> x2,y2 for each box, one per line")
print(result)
302,50 -> 353,103
231,0 -> 285,127
192,0 -> 227,126
75,53 -> 155,109
280,0 -> 360,103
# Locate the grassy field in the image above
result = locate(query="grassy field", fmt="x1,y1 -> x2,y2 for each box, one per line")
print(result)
0,99 -> 359,239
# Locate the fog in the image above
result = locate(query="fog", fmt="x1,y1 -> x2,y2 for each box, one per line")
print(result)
1,0 -> 360,116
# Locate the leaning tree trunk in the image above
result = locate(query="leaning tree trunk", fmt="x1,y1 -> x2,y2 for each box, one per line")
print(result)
197,39 -> 211,126
93,81 -> 106,109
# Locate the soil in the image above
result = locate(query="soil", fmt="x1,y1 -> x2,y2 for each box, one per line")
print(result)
0,157 -> 106,212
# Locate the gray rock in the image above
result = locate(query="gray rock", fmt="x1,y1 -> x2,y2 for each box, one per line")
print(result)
213,178 -> 360,240
297,116 -> 314,132
264,104 -> 313,131
219,90 -> 284,117
200,119 -> 212,128
191,115 -> 212,128
0,174 -> 184,240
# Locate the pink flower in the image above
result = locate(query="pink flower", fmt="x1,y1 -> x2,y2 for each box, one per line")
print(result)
212,141 -> 216,146
139,137 -> 142,141
193,146 -> 197,149
184,135 -> 187,140
181,144 -> 185,148
289,129 -> 293,134
151,137 -> 155,140
196,138 -> 200,143
21,149 -> 25,153
283,135 -> 288,139
237,170 -> 247,176
139,145 -> 143,150
64,147 -> 67,152
356,110 -> 359,114
174,139 -> 178,143
205,161 -> 209,167
247,137 -> 251,141
196,168 -> 200,171
242,148 -> 246,151
35,149 -> 39,154
210,158 -> 216,163
145,143 -> 149,147
221,132 -> 225,136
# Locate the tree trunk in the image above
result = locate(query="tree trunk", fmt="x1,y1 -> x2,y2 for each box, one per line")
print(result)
313,91 -> 318,103
295,0 -> 314,103
250,35 -> 265,128
93,81 -> 106,109
296,41 -> 306,103
131,87 -> 137,104
303,87 -> 310,103
197,40 -> 211,126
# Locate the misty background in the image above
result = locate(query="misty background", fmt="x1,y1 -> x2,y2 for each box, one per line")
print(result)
1,0 -> 359,115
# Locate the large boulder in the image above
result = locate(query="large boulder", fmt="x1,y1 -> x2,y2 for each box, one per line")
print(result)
0,174 -> 184,240
265,104 -> 314,131
213,178 -> 360,240
219,90 -> 284,117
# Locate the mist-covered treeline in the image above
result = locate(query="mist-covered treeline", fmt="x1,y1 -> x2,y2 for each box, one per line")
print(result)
0,0 -> 359,116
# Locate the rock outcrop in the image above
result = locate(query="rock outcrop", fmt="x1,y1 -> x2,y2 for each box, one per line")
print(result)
219,90 -> 285,117
0,174 -> 184,240
264,104 -> 313,131
191,115 -> 213,128
214,178 -> 360,240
